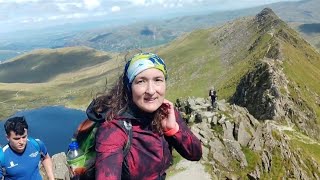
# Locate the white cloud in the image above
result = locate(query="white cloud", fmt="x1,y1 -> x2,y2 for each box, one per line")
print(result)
111,6 -> 121,12
20,17 -> 44,23
92,11 -> 108,16
48,15 -> 61,20
124,0 -> 208,8
56,2 -> 83,12
83,0 -> 100,10
0,0 -> 41,3
128,0 -> 146,5
123,0 -> 301,8
65,13 -> 89,19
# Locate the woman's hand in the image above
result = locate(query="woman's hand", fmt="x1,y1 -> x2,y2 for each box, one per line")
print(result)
160,99 -> 177,132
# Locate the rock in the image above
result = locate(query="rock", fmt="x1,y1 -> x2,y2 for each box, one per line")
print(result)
209,138 -> 230,168
52,152 -> 69,180
195,113 -> 202,123
247,166 -> 261,180
237,120 -> 253,146
249,125 -> 263,151
211,115 -> 218,126
223,121 -> 235,141
223,139 -> 248,168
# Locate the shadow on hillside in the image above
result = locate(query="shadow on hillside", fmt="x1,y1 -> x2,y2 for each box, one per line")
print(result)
298,23 -> 320,34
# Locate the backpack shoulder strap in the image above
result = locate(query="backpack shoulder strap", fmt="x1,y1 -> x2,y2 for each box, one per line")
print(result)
117,120 -> 133,179
116,120 -> 132,156
123,120 -> 132,157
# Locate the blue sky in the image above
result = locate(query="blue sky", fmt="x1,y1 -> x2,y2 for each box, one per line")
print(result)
0,0 -> 301,33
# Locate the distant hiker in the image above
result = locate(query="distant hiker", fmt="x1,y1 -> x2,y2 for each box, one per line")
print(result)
209,88 -> 217,108
91,52 -> 202,179
0,116 -> 54,180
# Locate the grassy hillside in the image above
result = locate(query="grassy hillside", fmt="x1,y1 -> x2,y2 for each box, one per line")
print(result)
279,27 -> 320,121
0,48 -> 124,119
0,47 -> 112,83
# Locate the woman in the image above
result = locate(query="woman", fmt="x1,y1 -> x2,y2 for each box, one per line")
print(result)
90,52 -> 202,179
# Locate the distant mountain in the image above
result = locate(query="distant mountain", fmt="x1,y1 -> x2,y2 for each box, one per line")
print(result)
0,50 -> 21,63
0,0 -> 319,61
61,0 -> 320,52
270,0 -> 320,51
62,9 -> 255,52
271,0 -> 320,23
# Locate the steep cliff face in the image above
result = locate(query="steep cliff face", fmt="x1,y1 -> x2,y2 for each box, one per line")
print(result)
231,8 -> 320,140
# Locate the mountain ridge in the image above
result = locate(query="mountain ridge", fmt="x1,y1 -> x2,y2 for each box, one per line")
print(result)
1,0 -> 319,63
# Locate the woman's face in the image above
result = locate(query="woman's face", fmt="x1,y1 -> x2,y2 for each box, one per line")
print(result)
131,68 -> 166,113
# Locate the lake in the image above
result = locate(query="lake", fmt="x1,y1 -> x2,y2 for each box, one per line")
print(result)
0,106 -> 87,155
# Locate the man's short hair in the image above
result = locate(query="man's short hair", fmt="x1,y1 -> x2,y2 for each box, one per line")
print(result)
4,116 -> 28,136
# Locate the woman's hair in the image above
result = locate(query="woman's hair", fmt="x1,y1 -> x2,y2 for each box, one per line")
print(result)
94,73 -> 128,122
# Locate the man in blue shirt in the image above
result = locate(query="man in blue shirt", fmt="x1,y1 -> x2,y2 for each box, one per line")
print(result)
0,116 -> 54,180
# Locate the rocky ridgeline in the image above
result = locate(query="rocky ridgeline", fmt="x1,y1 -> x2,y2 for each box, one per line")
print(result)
175,97 -> 320,179
233,58 -> 320,140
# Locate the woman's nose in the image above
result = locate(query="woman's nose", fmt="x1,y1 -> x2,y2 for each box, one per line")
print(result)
146,82 -> 155,94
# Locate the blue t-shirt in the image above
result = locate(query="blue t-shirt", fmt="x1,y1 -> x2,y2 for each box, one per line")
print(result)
0,138 -> 48,180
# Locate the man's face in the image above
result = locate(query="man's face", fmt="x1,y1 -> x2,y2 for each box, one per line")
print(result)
6,129 -> 28,153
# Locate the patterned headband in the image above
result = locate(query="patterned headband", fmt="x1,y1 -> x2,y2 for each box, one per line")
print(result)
125,52 -> 167,83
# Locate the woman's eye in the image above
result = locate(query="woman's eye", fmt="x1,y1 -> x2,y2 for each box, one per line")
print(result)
156,78 -> 164,82
136,80 -> 144,84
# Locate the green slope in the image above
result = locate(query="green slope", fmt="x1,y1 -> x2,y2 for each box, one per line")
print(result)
159,9 -> 287,102
280,27 -> 320,121
0,47 -> 112,83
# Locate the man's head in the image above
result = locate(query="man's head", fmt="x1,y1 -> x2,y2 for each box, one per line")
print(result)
4,116 -> 29,153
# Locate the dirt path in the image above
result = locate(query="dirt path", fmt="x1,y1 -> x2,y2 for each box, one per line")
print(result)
167,159 -> 212,180
269,121 -> 320,145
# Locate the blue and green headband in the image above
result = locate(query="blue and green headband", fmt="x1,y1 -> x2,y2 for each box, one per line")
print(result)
124,52 -> 167,84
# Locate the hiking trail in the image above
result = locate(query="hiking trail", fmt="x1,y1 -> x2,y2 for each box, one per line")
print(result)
168,159 -> 211,180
